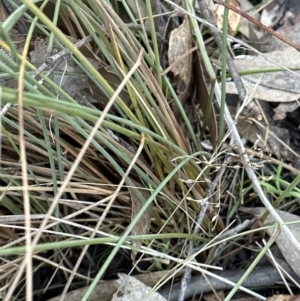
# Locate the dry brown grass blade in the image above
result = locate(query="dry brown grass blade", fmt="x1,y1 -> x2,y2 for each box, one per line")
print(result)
129,179 -> 152,261
99,0 -> 189,152
193,51 -> 218,149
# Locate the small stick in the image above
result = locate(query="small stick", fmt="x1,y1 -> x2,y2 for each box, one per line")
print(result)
33,35 -> 93,78
213,0 -> 300,52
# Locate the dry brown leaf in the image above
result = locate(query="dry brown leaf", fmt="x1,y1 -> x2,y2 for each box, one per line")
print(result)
214,0 -> 241,34
267,294 -> 300,301
232,294 -> 300,301
113,273 -> 167,301
168,17 -> 193,111
240,207 -> 300,277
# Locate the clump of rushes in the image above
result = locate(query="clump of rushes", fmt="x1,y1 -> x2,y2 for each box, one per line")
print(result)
1,1 -> 295,301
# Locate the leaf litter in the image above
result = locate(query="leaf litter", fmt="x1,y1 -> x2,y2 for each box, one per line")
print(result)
2,0 -> 300,300
240,207 -> 300,278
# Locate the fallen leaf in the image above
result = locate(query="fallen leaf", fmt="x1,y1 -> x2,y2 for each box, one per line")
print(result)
47,269 -> 183,301
240,207 -> 300,278
267,294 -> 300,301
232,295 -> 300,301
214,0 -> 241,34
226,48 -> 300,103
113,273 -> 167,301
273,101 -> 300,121
168,17 -> 193,114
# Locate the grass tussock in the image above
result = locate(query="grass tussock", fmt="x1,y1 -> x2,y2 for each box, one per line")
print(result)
0,0 -> 299,300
